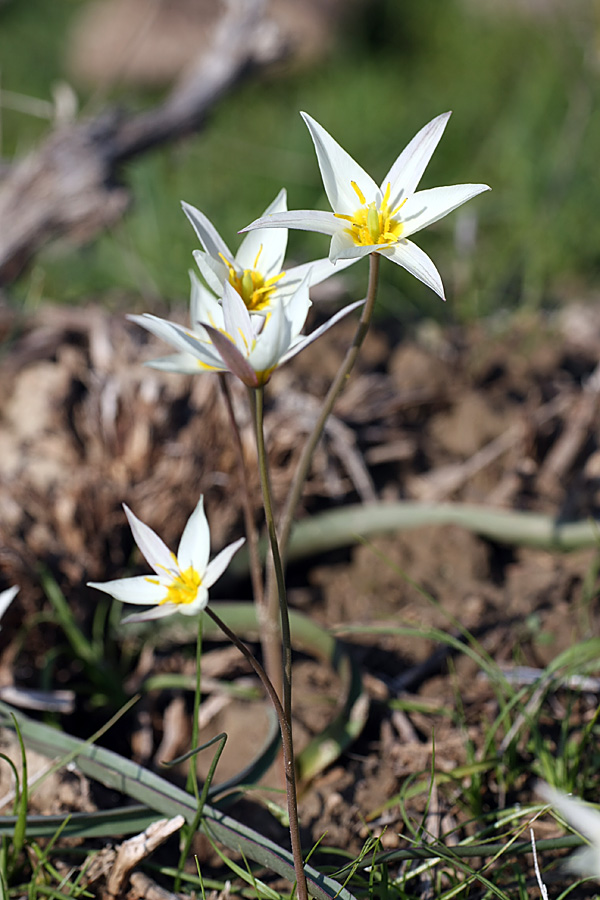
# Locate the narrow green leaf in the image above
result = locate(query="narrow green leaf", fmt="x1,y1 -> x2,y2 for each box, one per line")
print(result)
0,702 -> 357,900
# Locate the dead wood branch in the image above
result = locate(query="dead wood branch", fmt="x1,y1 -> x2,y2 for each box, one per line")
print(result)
0,0 -> 284,285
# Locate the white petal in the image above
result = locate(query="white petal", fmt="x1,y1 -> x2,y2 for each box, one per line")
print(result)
122,604 -> 180,625
283,274 -> 311,337
281,298 -> 364,364
400,183 -> 491,239
384,111 -> 452,207
538,783 -> 600,845
384,239 -> 446,300
129,313 -> 201,356
329,229 -> 373,264
88,576 -> 168,605
0,585 -> 18,624
241,210 -> 341,237
222,282 -> 255,350
189,270 -> 225,332
181,201 -> 234,261
236,188 -> 288,276
202,323 -> 259,386
248,301 -> 291,373
123,505 -> 176,576
567,846 -> 600,879
301,112 -> 378,215
145,353 -> 214,375
178,589 -> 209,615
129,314 -> 224,368
204,537 -> 246,588
177,496 -> 210,574
193,249 -> 228,296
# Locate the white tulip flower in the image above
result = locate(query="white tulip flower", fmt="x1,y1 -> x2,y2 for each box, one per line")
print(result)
130,278 -> 363,388
242,111 -> 490,300
88,498 -> 244,624
182,189 -> 353,315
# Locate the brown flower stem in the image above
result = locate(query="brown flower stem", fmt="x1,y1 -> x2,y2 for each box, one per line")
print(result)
185,613 -> 203,800
218,373 -> 264,609
250,386 -> 292,724
278,251 -> 381,560
204,606 -> 308,900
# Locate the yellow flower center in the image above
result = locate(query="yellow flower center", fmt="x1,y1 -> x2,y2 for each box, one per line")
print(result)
219,246 -> 285,312
335,182 -> 406,248
159,566 -> 202,606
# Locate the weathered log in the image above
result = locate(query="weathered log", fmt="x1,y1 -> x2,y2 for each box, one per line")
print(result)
0,0 -> 284,285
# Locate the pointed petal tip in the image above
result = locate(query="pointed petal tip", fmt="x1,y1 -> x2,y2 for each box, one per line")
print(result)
87,580 -> 107,592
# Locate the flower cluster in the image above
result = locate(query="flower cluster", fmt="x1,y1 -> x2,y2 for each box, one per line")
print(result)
92,109 -> 489,625
131,110 -> 490,388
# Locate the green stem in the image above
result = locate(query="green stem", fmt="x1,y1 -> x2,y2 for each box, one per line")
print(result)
204,606 -> 308,900
185,614 -> 203,801
278,252 -> 381,563
251,387 -> 292,725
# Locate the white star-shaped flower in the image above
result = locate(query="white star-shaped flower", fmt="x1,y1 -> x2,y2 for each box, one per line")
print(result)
182,189 -> 353,315
88,497 -> 244,624
242,111 -> 490,300
129,278 -> 363,388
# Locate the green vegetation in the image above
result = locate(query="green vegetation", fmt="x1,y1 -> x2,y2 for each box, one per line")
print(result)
2,0 -> 599,320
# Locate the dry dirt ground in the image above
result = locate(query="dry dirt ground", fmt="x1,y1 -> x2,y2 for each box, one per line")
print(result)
1,298 -> 600,892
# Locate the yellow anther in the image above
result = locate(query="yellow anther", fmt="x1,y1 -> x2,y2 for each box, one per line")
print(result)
253,245 -> 264,270
159,566 -> 202,606
351,181 -> 367,205
342,180 -> 404,248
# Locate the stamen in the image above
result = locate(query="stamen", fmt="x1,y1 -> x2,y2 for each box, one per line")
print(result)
351,181 -> 367,205
391,197 -> 408,217
160,566 -> 202,606
253,245 -> 264,270
218,252 -> 236,275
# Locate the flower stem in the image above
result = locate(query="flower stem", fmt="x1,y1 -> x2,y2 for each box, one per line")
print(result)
218,374 -> 286,706
204,606 -> 308,900
251,386 -> 293,726
186,613 -> 203,800
278,252 -> 381,560
218,374 -> 264,609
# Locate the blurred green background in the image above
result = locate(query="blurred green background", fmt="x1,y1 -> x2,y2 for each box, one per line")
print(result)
1,0 -> 599,323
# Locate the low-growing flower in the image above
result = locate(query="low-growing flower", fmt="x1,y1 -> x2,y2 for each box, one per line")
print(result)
88,498 -> 244,624
129,278 -> 363,388
538,781 -> 600,879
242,111 -> 490,300
182,189 -> 353,315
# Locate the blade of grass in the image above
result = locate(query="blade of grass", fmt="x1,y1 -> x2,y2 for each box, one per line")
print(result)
0,701 -> 358,900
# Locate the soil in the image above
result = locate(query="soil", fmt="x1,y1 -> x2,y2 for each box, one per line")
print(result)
1,297 -> 600,894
